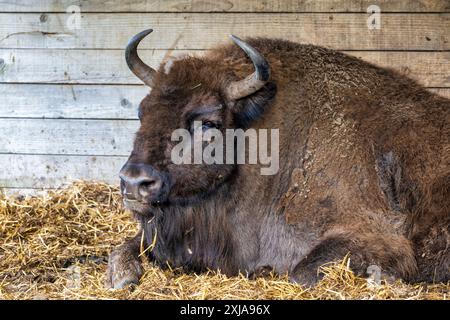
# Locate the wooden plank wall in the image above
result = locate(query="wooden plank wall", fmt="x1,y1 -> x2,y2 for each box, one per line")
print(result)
0,0 -> 449,194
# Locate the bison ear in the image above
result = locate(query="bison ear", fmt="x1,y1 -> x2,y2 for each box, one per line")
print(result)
231,82 -> 277,128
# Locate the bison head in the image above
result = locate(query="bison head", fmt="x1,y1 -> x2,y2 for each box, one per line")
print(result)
119,29 -> 276,214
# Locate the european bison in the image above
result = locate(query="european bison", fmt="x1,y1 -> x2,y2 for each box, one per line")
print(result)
106,29 -> 449,289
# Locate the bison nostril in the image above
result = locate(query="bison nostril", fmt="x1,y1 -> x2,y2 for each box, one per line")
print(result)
138,179 -> 161,198
142,180 -> 156,188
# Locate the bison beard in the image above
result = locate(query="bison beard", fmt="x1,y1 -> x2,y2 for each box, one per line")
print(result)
106,30 -> 450,289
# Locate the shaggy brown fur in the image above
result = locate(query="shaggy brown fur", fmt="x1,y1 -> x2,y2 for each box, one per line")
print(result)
107,38 -> 449,289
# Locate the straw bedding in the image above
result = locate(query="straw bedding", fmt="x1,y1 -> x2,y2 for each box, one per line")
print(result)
0,181 -> 448,300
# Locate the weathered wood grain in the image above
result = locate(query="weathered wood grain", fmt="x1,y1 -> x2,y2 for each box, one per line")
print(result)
0,84 -> 147,118
0,49 -> 195,84
1,0 -> 448,13
0,154 -> 124,188
1,49 -> 448,87
0,13 -> 448,50
1,85 -> 448,120
0,119 -> 138,155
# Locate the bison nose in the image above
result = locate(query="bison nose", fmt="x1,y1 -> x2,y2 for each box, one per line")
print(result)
119,163 -> 168,203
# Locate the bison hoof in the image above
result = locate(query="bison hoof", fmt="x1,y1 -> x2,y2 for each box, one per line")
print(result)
105,249 -> 143,289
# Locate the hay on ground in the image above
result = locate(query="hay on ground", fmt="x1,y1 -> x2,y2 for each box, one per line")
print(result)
0,182 -> 448,300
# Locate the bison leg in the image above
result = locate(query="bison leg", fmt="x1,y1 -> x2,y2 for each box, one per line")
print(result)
106,231 -> 144,289
290,229 -> 418,287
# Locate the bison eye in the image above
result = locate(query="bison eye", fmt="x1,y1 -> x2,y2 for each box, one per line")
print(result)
190,120 -> 219,133
202,121 -> 217,130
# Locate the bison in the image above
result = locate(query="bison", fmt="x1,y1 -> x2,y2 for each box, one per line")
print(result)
106,29 -> 449,289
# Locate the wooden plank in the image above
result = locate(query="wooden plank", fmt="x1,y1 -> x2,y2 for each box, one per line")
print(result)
0,154 -> 125,188
0,84 -> 147,119
1,49 -> 448,87
0,119 -> 138,155
1,0 -> 448,13
0,13 -> 448,50
0,49 -> 195,84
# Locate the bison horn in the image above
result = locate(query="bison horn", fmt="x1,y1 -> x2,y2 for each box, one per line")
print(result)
125,29 -> 156,87
225,35 -> 270,100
